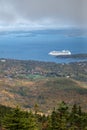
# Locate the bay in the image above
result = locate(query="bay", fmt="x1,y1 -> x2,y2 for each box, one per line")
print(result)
0,29 -> 87,63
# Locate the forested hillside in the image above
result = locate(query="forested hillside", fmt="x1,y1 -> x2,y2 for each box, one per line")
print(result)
0,59 -> 87,112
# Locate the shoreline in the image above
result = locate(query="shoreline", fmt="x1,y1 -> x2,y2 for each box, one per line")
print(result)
0,56 -> 87,65
56,53 -> 87,59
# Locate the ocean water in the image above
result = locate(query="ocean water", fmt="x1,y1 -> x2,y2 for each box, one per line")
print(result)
0,29 -> 87,63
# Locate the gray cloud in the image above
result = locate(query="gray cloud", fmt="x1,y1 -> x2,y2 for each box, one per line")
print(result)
0,0 -> 87,30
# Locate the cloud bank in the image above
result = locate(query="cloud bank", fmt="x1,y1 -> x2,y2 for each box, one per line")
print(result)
0,0 -> 87,31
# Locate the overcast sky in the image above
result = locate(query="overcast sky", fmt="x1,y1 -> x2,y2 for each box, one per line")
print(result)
0,0 -> 87,31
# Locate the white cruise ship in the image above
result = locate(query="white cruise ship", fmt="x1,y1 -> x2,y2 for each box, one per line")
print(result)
49,50 -> 71,56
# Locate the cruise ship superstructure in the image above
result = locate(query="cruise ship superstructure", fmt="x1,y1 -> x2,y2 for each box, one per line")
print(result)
49,50 -> 71,56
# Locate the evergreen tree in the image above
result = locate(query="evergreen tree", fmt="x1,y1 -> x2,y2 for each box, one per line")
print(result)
1,102 -> 87,130
2,106 -> 39,130
51,109 -> 59,130
51,101 -> 69,130
69,104 -> 87,130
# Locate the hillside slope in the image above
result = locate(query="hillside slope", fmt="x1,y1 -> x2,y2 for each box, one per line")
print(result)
0,77 -> 87,113
0,59 -> 87,112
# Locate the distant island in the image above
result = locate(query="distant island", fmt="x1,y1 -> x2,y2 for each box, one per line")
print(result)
56,53 -> 87,59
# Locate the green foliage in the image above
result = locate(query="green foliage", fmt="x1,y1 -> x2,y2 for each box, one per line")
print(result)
49,102 -> 87,130
0,104 -> 11,128
2,106 -> 39,130
0,102 -> 87,130
69,104 -> 87,130
50,101 -> 69,130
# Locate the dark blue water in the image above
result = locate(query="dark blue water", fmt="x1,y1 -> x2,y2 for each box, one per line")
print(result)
0,29 -> 87,63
